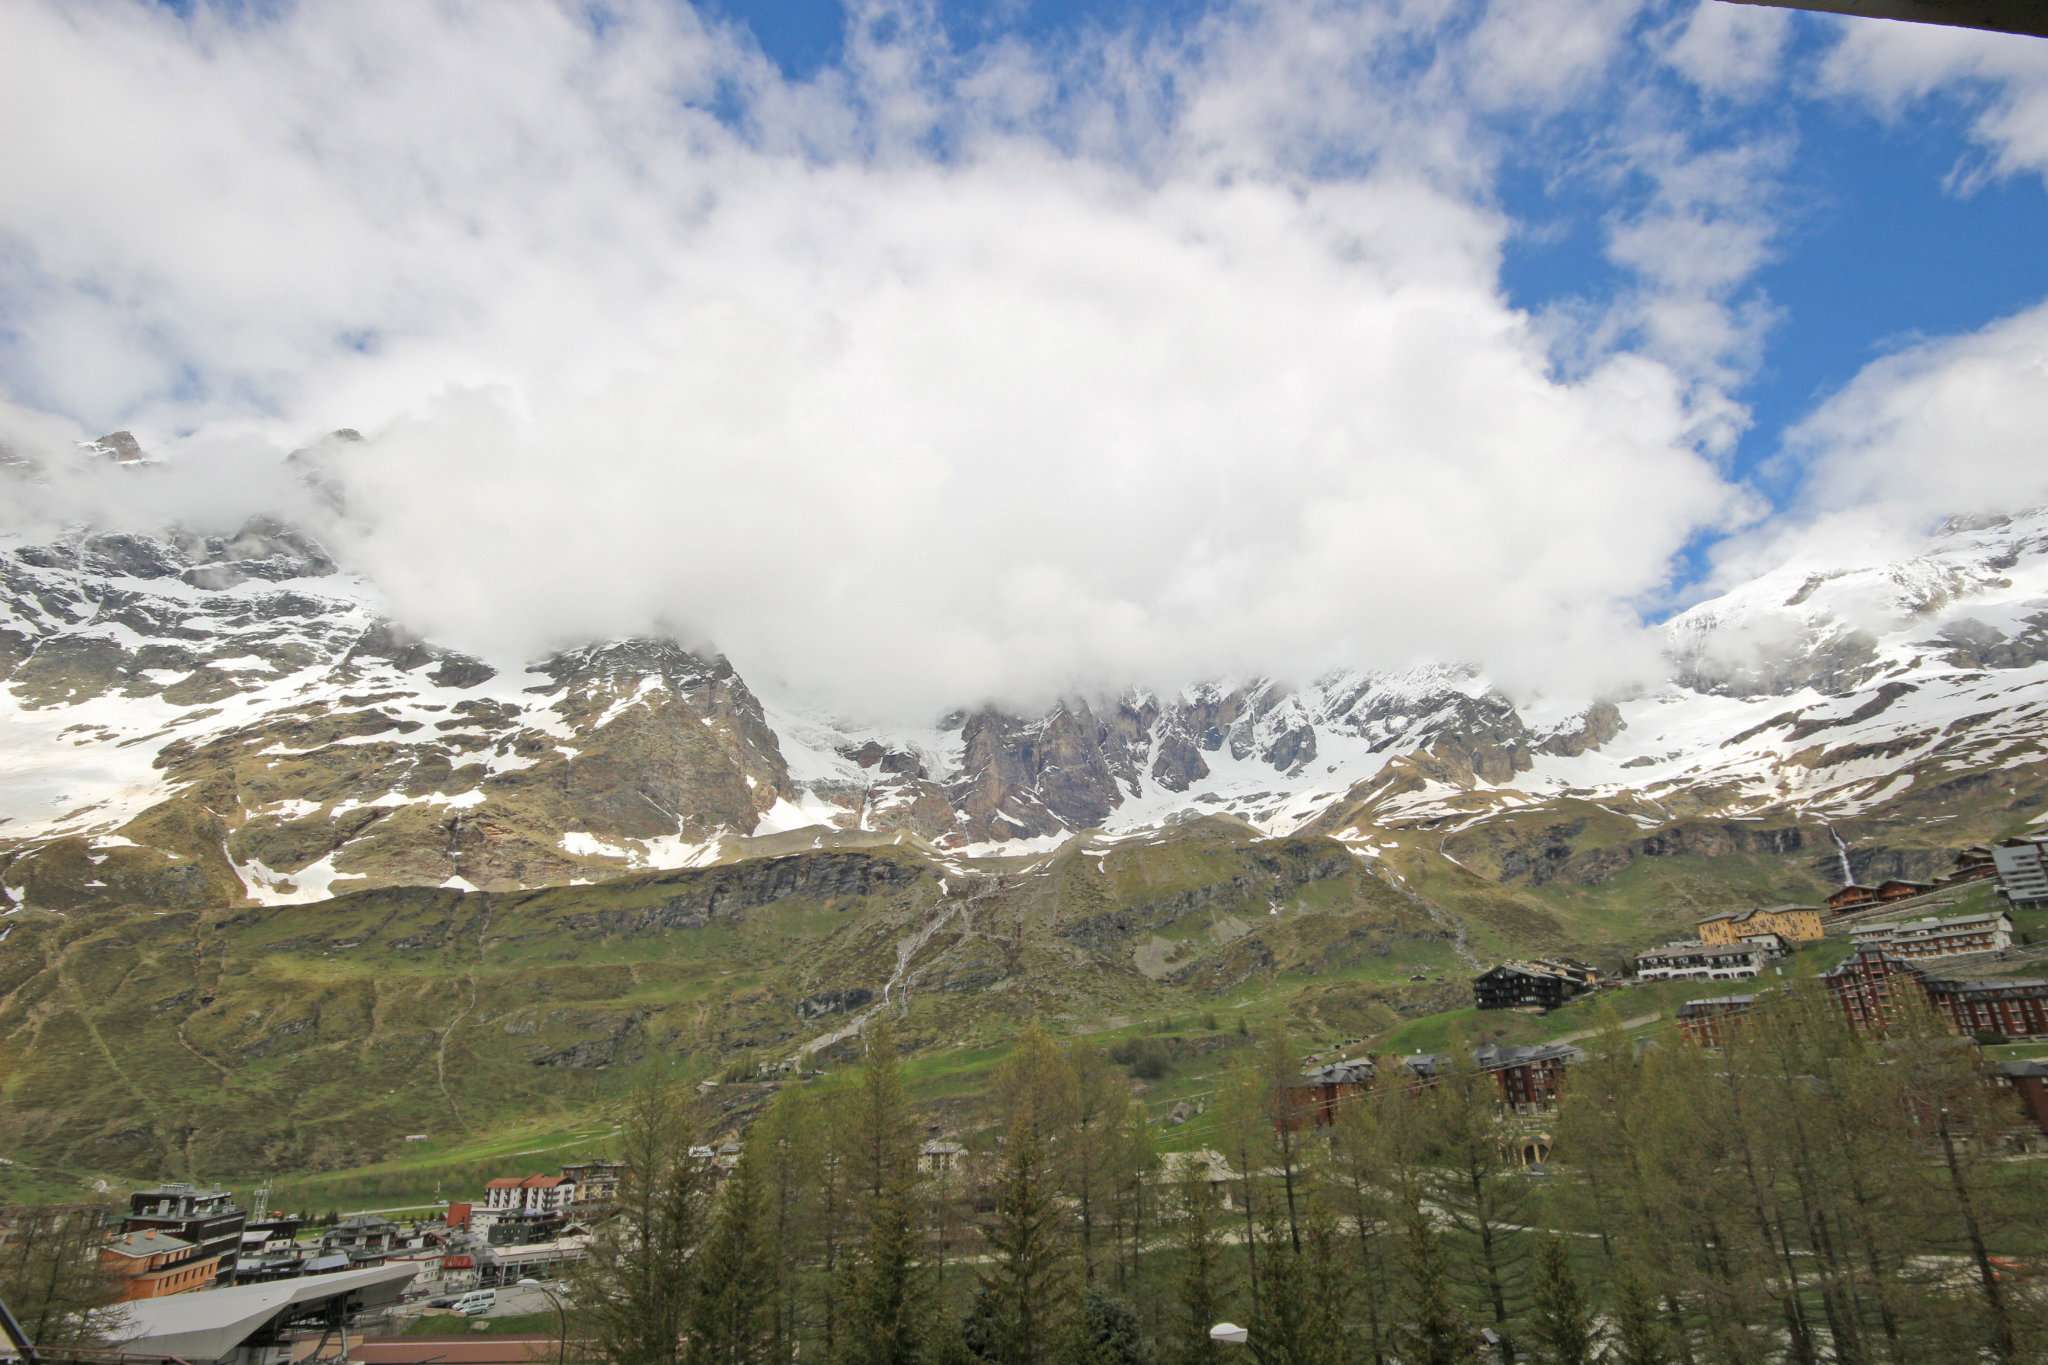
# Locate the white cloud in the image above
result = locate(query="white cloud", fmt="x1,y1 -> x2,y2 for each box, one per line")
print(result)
1820,19 -> 2048,186
0,1 -> 1807,722
1786,300 -> 2048,518
1659,1 -> 1792,99
1460,0 -> 1645,112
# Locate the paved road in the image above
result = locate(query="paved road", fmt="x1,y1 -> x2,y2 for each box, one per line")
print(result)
484,1283 -> 573,1319
1550,1011 -> 1661,1046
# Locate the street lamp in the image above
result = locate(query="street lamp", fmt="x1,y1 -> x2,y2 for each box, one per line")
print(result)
517,1278 -> 568,1365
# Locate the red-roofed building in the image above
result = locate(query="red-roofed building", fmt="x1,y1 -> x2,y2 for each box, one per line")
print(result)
445,1202 -> 472,1232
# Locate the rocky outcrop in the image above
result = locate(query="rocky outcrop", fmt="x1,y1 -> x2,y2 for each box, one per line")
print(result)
1536,701 -> 1624,757
796,987 -> 874,1020
549,851 -> 925,936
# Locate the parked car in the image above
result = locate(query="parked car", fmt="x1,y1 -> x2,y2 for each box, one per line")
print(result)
450,1289 -> 496,1317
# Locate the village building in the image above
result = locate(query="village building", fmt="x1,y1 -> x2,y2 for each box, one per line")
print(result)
1822,945 -> 2048,1041
475,1226 -> 591,1288
1395,1053 -> 1448,1087
1471,959 -> 1598,1012
559,1161 -> 627,1205
1633,940 -> 1765,982
1473,1042 -> 1583,1113
320,1215 -> 402,1267
1822,947 -> 1928,1036
1157,1149 -> 1239,1210
1994,1059 -> 2048,1142
1697,905 -> 1824,946
234,1216 -> 309,1284
1850,910 -> 2014,961
1283,1058 -> 1376,1130
102,1229 -> 225,1300
1930,977 -> 2048,1041
481,1174 -> 577,1223
122,1183 -> 246,1285
1875,879 -> 1938,903
1676,995 -> 1757,1048
1827,884 -> 1880,913
1951,845 -> 1999,882
1993,835 -> 2048,908
919,1139 -> 967,1175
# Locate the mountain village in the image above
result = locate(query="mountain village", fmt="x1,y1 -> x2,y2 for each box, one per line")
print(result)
6,826 -> 2045,1363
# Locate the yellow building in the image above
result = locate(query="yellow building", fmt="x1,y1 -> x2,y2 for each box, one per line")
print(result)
1696,904 -> 1825,947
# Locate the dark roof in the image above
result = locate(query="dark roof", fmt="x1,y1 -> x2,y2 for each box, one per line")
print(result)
1472,1042 -> 1584,1069
1995,1059 -> 2048,1078
1474,959 -> 1593,984
1931,977 -> 2048,996
1300,1059 -> 1375,1085
1677,995 -> 1755,1017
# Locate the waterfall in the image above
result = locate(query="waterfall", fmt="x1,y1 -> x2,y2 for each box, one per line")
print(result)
1824,822 -> 1853,883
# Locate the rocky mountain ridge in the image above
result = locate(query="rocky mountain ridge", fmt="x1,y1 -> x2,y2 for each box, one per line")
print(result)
2,435 -> 2045,912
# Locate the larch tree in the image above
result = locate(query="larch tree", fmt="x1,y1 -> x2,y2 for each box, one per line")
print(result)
1527,1238 -> 1598,1365
572,1075 -> 707,1365
1164,1164 -> 1230,1365
979,1113 -> 1077,1365
689,1145 -> 773,1365
840,1027 -> 927,1365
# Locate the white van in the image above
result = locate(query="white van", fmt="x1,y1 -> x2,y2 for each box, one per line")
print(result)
450,1290 -> 496,1317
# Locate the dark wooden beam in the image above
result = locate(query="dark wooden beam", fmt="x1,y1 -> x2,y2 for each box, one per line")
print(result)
1720,0 -> 2048,39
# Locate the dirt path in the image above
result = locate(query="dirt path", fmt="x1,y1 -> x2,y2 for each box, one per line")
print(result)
1550,1011 -> 1661,1046
56,943 -> 179,1170
436,905 -> 493,1131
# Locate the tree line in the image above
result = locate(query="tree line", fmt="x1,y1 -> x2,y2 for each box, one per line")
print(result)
566,987 -> 2048,1365
1,985 -> 2040,1363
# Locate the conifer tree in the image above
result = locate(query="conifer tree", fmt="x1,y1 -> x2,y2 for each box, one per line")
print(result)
754,1087 -> 819,1363
573,1076 -> 706,1365
841,1028 -> 926,1365
1062,1290 -> 1151,1365
1165,1166 -> 1228,1365
1327,1075 -> 1406,1365
690,1147 -> 773,1365
1247,1206 -> 1320,1365
1066,1041 -> 1132,1284
1608,1263 -> 1668,1365
1422,1059 -> 1531,1363
1528,1239 -> 1598,1365
1391,1207 -> 1478,1365
979,1114 -> 1076,1365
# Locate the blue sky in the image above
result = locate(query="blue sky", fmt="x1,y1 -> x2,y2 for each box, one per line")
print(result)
722,0 -> 2048,534
3,0 -> 2046,711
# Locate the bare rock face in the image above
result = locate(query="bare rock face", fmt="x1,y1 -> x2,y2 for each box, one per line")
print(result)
1535,701 -> 1625,758
949,705 -> 1121,841
85,430 -> 150,465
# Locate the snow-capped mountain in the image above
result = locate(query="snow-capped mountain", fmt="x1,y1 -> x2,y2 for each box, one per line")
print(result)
3,437 -> 2045,911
